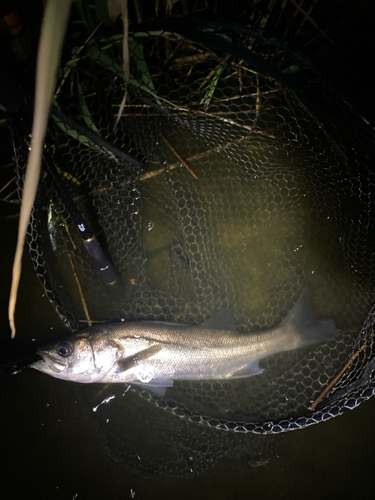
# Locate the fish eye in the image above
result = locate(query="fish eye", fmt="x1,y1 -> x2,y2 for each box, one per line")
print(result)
57,342 -> 73,357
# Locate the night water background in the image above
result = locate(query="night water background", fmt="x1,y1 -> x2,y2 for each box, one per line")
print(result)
1,1 -> 375,498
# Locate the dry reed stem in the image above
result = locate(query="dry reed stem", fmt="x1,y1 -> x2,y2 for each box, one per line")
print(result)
9,0 -> 71,337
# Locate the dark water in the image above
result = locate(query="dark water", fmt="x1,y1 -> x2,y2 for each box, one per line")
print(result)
1,182 -> 375,499
2,3 -> 375,498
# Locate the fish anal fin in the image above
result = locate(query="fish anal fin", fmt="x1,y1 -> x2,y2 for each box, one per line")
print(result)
230,361 -> 264,378
116,344 -> 162,372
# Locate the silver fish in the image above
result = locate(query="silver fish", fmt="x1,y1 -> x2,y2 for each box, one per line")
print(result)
32,290 -> 339,386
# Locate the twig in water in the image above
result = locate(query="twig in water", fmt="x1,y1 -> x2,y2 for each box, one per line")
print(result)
66,250 -> 92,327
0,176 -> 17,194
160,134 -> 198,179
3,188 -> 19,202
310,330 -> 375,411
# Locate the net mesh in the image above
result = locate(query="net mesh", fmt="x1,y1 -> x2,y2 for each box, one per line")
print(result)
11,17 -> 375,473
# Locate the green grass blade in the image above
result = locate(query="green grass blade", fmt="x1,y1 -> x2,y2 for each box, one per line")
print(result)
128,36 -> 161,105
51,100 -> 116,161
76,72 -> 100,134
87,43 -> 162,104
201,63 -> 226,109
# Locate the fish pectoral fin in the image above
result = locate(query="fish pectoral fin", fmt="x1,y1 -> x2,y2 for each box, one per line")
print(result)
116,344 -> 162,373
137,385 -> 168,396
132,380 -> 173,393
229,361 -> 264,378
140,378 -> 174,387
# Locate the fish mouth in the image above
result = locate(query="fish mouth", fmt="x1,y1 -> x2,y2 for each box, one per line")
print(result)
32,350 -> 67,374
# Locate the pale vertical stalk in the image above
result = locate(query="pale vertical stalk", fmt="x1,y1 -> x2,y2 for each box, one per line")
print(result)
9,0 -> 72,337
114,0 -> 129,130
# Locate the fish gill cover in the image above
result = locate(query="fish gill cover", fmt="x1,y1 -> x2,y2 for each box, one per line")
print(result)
7,0 -> 375,475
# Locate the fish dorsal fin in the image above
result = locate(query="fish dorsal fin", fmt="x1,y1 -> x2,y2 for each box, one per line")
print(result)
201,309 -> 236,331
116,344 -> 162,372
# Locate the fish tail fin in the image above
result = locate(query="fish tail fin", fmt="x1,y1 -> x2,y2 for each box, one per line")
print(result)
285,288 -> 340,349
